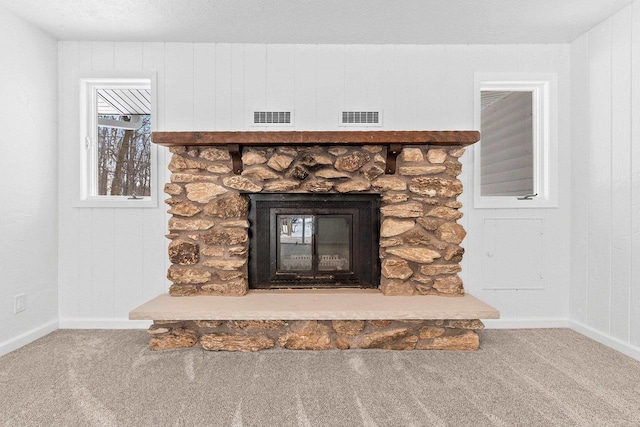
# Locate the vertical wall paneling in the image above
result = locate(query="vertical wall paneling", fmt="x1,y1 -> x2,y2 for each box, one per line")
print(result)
518,285 -> 557,318
569,35 -> 590,324
243,44 -> 267,128
112,43 -> 145,317
488,286 -> 519,319
58,42 -> 571,325
164,43 -> 194,131
91,42 -> 115,72
518,210 -> 565,318
631,2 -> 640,347
113,211 -> 143,317
193,44 -> 216,130
586,20 -> 613,332
142,148 -> 170,301
231,45 -> 245,130
114,42 -> 143,71
392,45 -> 447,129
444,46 -> 476,128
444,46 -> 477,291
142,43 -> 166,129
142,141 -> 169,302
364,45 -> 384,112
570,3 -> 640,352
142,43 -> 170,299
344,45 -> 368,110
392,45 -> 414,129
610,11 -> 633,341
76,41 -> 94,317
265,44 -> 295,113
380,46 -> 396,129
409,45 -> 429,128
415,46 -> 446,127
58,42 -> 82,316
438,46 -> 457,129
554,47 -> 572,318
293,45 -> 317,130
447,47 -> 478,298
215,44 -> 233,130
89,43 -> 117,318
316,45 -> 345,129
88,209 -> 115,317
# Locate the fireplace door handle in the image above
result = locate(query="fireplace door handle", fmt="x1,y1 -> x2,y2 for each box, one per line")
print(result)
517,193 -> 537,200
296,275 -> 335,280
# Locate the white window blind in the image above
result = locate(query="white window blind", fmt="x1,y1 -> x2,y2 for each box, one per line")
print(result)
480,91 -> 534,197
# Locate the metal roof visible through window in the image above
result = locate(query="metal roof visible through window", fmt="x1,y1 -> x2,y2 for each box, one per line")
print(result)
97,89 -> 151,115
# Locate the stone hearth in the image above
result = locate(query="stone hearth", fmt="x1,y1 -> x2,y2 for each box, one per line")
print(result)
150,320 -> 482,351
130,131 -> 500,351
132,291 -> 498,351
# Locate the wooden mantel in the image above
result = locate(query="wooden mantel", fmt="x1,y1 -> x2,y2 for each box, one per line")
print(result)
151,130 -> 480,146
151,130 -> 480,174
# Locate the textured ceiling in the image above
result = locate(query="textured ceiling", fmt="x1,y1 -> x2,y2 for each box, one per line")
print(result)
0,0 -> 634,44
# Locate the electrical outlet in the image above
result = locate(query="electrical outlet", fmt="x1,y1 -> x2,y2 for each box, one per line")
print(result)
14,294 -> 26,313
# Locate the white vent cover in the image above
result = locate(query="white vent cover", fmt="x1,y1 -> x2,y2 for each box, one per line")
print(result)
340,111 -> 382,126
253,111 -> 292,125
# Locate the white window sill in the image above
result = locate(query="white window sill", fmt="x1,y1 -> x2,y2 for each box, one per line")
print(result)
75,197 -> 158,208
473,196 -> 557,209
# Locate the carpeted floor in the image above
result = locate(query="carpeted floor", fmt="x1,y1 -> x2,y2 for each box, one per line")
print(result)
1,329 -> 639,426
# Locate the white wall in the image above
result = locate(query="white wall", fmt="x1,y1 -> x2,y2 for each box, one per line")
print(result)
57,42 -> 571,327
570,2 -> 640,357
58,42 -> 169,328
0,6 -> 58,354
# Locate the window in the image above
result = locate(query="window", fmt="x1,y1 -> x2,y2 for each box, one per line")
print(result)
473,74 -> 558,209
79,76 -> 157,207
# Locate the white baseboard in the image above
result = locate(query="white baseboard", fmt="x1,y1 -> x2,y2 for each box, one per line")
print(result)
569,320 -> 640,362
0,319 -> 59,357
59,318 -> 152,329
483,318 -> 570,329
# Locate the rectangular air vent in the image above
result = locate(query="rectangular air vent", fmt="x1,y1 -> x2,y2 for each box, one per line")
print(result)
340,111 -> 382,126
253,111 -> 292,125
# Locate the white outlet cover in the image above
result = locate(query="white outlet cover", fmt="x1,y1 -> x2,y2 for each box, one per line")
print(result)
14,294 -> 26,313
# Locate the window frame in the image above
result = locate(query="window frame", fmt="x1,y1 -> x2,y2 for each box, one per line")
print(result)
78,74 -> 158,208
473,73 -> 558,209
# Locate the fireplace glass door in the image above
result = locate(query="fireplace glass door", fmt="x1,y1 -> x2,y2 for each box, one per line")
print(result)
277,214 -> 351,274
249,194 -> 380,289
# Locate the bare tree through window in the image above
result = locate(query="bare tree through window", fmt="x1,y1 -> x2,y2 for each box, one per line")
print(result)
97,114 -> 151,196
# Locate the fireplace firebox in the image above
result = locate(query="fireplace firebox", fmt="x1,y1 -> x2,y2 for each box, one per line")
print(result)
248,194 -> 380,289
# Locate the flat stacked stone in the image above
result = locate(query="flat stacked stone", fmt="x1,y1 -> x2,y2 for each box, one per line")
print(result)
165,145 -> 468,297
148,319 -> 484,351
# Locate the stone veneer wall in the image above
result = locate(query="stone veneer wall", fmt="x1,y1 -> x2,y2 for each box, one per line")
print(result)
164,144 -> 468,296
149,319 -> 483,351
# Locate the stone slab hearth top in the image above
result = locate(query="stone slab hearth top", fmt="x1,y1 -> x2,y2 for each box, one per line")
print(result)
129,290 -> 500,321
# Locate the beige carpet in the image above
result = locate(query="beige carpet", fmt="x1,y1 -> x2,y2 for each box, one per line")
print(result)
1,329 -> 639,426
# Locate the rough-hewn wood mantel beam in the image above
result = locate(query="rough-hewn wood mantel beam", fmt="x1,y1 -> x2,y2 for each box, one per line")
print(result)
151,130 -> 480,147
151,130 -> 480,174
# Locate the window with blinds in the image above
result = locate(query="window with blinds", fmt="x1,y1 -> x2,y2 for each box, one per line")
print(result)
473,75 -> 556,209
480,91 -> 534,197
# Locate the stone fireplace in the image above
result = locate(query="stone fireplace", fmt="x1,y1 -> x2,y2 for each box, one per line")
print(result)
130,131 -> 500,351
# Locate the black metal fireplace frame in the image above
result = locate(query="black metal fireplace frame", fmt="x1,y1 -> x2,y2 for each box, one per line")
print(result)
248,193 -> 380,289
